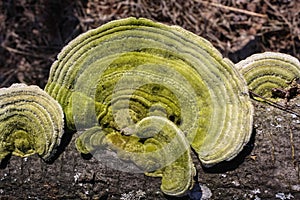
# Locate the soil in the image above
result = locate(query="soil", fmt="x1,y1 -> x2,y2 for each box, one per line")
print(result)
0,0 -> 300,199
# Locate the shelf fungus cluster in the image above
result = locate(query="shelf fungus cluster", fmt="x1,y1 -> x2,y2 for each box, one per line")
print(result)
236,52 -> 300,101
1,16 -> 300,197
45,17 -> 254,196
0,84 -> 64,161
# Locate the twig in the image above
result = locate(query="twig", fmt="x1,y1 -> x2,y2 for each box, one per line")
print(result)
264,0 -> 291,27
249,90 -> 300,117
0,69 -> 17,87
200,1 -> 268,18
2,45 -> 50,59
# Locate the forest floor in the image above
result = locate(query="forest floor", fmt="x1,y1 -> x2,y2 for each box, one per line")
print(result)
0,0 -> 299,88
0,0 -> 300,200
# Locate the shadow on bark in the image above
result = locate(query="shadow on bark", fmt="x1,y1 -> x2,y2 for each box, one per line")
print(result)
0,154 -> 11,169
44,128 -> 75,164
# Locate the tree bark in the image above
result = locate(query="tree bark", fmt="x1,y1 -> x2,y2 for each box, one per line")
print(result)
1,98 -> 300,200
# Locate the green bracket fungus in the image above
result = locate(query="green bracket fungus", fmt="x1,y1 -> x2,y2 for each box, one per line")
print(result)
0,84 -> 64,161
236,52 -> 300,101
45,17 -> 253,196
76,116 -> 196,196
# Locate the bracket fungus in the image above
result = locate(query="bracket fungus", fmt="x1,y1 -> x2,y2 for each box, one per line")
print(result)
236,52 -> 300,101
45,17 -> 253,196
76,116 -> 196,196
0,83 -> 64,161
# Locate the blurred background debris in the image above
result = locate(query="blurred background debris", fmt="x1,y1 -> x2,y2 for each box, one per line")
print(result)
0,0 -> 299,88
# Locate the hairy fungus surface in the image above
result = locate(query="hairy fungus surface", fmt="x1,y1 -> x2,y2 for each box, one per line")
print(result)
236,52 -> 300,100
0,84 -> 64,161
45,17 -> 253,196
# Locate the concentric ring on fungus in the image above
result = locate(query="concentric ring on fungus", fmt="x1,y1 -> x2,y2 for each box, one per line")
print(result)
236,52 -> 300,100
0,84 -> 64,161
45,17 -> 253,196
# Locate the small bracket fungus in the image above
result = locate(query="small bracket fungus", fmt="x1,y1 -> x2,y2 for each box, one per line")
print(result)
236,52 -> 300,101
0,83 -> 64,161
45,17 -> 253,196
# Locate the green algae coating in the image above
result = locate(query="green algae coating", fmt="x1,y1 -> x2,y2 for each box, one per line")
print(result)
236,52 -> 300,101
76,116 -> 196,196
45,17 -> 253,196
0,84 -> 64,161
